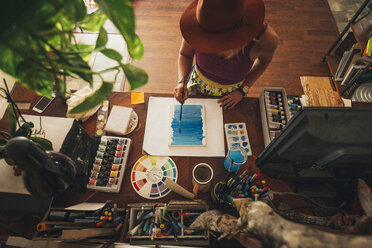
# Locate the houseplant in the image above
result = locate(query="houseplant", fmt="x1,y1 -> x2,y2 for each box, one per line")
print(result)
0,0 -> 147,114
0,82 -> 52,167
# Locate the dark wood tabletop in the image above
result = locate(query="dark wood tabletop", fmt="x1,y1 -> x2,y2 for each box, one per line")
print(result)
1,90 -> 302,210
50,92 -> 268,208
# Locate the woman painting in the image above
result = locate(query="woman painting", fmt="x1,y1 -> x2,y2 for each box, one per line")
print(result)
174,0 -> 279,109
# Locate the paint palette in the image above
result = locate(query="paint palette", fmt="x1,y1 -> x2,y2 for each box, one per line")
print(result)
131,155 -> 178,199
224,122 -> 252,156
169,104 -> 206,146
125,110 -> 139,135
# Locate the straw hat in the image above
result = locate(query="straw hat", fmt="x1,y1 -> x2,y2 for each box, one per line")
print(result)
180,0 -> 265,53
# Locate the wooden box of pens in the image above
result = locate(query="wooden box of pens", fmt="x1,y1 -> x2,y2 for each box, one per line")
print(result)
128,201 -> 209,246
259,87 -> 291,147
33,202 -> 127,243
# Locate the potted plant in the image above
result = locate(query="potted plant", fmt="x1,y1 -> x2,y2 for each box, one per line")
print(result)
0,0 -> 148,114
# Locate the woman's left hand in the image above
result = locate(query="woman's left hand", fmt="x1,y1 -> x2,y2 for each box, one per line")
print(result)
218,90 -> 243,110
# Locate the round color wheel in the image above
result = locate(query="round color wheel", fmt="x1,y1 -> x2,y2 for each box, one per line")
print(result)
130,155 -> 177,199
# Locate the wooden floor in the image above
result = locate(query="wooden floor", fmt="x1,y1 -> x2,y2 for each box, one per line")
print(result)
126,0 -> 339,97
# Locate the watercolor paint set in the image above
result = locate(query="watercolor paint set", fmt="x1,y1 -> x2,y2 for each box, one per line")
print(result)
259,87 -> 291,147
287,95 -> 302,118
130,155 -> 178,199
87,135 -> 131,193
224,122 -> 252,156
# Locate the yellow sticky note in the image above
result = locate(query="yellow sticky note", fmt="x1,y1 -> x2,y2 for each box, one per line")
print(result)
131,92 -> 145,104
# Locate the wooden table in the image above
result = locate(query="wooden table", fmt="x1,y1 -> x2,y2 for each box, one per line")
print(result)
49,92 -> 267,208
1,91 -> 301,210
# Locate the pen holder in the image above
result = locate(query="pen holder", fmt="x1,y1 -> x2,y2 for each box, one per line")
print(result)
224,145 -> 247,172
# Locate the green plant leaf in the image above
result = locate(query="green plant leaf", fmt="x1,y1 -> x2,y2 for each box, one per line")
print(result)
8,106 -> 17,137
15,122 -> 34,137
60,0 -> 87,23
15,61 -> 54,98
100,48 -> 122,62
62,53 -> 93,84
30,137 -> 53,151
0,140 -> 7,146
0,44 -> 22,77
70,44 -> 94,63
95,27 -> 108,49
69,81 -> 113,113
96,0 -> 144,60
54,77 -> 66,99
79,12 -> 107,32
121,63 -> 148,91
0,1 -> 34,40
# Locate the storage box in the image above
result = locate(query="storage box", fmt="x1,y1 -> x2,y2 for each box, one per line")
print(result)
33,202 -> 127,243
128,201 -> 209,246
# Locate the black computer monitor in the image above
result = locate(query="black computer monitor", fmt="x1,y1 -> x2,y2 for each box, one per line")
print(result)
256,107 -> 372,182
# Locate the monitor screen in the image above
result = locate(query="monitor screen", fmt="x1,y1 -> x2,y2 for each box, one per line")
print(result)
256,107 -> 372,181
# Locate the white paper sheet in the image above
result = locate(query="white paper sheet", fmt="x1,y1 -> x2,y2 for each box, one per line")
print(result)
65,202 -> 105,211
143,97 -> 225,157
0,115 -> 74,194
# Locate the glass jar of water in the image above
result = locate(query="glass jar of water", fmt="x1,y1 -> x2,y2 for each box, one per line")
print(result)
224,144 -> 248,172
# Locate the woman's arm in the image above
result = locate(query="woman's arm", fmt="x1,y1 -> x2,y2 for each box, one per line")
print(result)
175,39 -> 195,102
219,25 -> 279,109
178,39 -> 195,79
242,24 -> 279,88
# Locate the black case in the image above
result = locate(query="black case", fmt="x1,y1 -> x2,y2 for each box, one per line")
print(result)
60,120 -> 99,192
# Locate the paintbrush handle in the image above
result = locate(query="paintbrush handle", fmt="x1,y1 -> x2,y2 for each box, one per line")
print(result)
164,178 -> 194,200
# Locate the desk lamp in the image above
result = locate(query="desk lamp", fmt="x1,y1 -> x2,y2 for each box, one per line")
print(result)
0,137 -> 76,198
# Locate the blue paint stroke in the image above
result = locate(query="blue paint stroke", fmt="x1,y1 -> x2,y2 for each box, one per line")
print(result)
170,105 -> 205,145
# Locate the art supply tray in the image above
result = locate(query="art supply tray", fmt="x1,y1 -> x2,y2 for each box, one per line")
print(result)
128,201 -> 209,246
224,122 -> 252,156
87,135 -> 131,193
259,87 -> 291,147
33,203 -> 127,242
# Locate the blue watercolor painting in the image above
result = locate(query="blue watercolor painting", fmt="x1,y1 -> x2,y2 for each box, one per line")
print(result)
169,104 -> 206,146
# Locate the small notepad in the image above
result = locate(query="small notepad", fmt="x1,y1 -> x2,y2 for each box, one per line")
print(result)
104,106 -> 133,135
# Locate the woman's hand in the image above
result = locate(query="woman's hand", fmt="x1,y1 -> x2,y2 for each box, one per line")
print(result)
174,83 -> 189,103
218,90 -> 243,110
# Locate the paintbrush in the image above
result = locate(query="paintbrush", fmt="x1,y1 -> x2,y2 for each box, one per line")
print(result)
178,75 -> 187,132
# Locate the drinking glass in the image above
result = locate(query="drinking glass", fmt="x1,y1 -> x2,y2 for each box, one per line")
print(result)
224,144 -> 248,172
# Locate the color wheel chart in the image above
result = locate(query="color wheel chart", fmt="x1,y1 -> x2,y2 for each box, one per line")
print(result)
131,155 -> 178,199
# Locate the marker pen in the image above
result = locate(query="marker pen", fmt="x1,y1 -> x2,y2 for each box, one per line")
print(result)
270,118 -> 286,124
268,121 -> 282,129
268,95 -> 282,102
266,99 -> 283,106
268,105 -> 284,110
269,112 -> 285,118
289,103 -> 301,109
268,113 -> 285,119
270,109 -> 283,115
265,91 -> 282,98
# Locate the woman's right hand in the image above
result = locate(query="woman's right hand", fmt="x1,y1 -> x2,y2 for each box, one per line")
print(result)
174,82 -> 188,103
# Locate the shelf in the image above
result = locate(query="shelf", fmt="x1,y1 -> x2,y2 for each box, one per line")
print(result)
325,54 -> 342,94
351,16 -> 372,51
326,54 -> 341,76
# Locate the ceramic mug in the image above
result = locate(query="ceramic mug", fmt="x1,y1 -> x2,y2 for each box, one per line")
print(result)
192,163 -> 213,196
